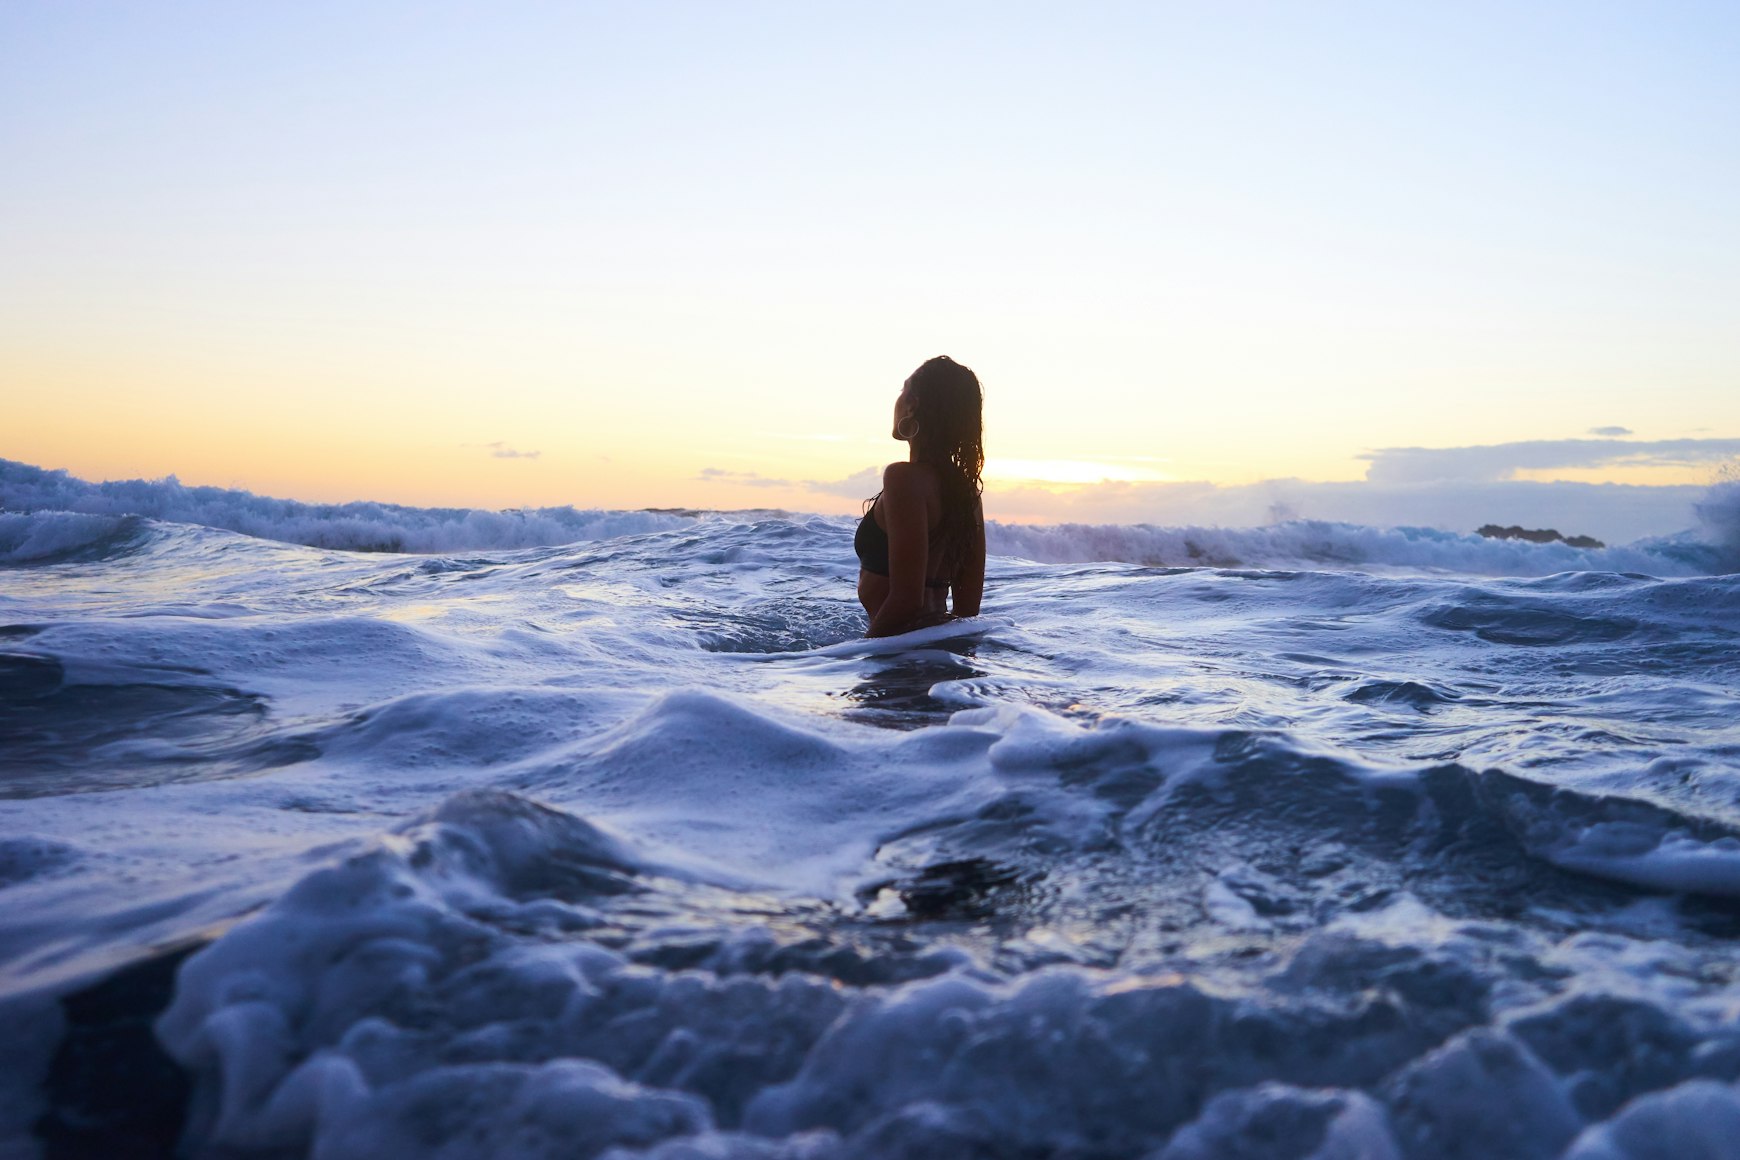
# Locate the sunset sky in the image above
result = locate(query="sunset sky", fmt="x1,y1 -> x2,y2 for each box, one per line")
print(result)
3,2 -> 1737,530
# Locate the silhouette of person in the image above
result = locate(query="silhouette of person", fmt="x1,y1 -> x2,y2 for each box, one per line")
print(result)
855,356 -> 986,637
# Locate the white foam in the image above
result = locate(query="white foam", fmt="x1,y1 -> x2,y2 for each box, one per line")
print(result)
1545,827 -> 1740,898
1,459 -> 692,554
513,688 -> 1006,894
795,614 -> 1012,658
8,456 -> 1735,574
1159,1085 -> 1402,1160
7,454 -> 1740,1156
1693,477 -> 1740,572
1564,1079 -> 1740,1159
0,510 -> 133,564
151,798 -> 709,1157
1382,1029 -> 1582,1158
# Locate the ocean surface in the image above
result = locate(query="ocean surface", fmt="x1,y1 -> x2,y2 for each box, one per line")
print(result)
4,458 -> 1740,1160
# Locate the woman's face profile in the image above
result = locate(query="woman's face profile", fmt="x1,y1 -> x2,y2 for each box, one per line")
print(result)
892,378 -> 916,441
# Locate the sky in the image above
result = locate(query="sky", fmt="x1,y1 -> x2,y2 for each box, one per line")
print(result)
3,1 -> 1737,535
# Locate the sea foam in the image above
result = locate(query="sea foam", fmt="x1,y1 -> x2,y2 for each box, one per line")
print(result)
6,456 -> 1735,576
0,459 -> 693,555
5,458 -> 1740,1157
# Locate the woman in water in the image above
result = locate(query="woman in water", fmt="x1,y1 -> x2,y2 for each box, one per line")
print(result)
856,356 -> 986,637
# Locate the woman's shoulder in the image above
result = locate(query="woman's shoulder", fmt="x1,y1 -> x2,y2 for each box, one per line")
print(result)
881,461 -> 930,493
882,460 -> 948,488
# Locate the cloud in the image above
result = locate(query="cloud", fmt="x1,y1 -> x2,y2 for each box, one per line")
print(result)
1588,426 -> 1633,437
804,466 -> 883,498
1359,437 -> 1740,483
796,440 -> 1738,543
471,441 -> 541,460
697,467 -> 791,488
983,476 -> 1705,546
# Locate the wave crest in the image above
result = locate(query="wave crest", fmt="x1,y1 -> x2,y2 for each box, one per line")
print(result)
1693,477 -> 1740,572
7,457 -> 1736,574
1,459 -> 692,553
0,510 -> 143,565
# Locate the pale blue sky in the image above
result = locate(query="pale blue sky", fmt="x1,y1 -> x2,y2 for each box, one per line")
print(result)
3,1 -> 1737,512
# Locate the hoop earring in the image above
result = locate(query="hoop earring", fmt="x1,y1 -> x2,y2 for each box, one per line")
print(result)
897,416 -> 920,440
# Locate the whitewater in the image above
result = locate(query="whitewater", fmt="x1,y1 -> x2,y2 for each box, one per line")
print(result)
3,456 -> 1740,1160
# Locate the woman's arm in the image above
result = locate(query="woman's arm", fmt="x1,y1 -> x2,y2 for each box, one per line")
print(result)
950,499 -> 986,618
865,463 -> 930,637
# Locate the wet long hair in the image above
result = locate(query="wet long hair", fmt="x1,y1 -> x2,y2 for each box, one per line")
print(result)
889,355 -> 984,575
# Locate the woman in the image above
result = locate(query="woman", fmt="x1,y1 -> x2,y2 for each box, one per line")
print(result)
855,355 -> 986,637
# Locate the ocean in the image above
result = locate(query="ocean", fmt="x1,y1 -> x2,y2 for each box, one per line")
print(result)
3,457 -> 1740,1159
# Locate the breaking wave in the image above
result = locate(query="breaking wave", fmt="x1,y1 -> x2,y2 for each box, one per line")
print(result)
5,458 -> 1735,576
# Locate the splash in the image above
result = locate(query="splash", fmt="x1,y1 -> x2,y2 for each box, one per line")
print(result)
1692,462 -> 1740,573
0,459 -> 692,554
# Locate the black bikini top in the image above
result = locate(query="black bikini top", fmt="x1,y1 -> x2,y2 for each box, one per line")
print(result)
854,501 -> 950,588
